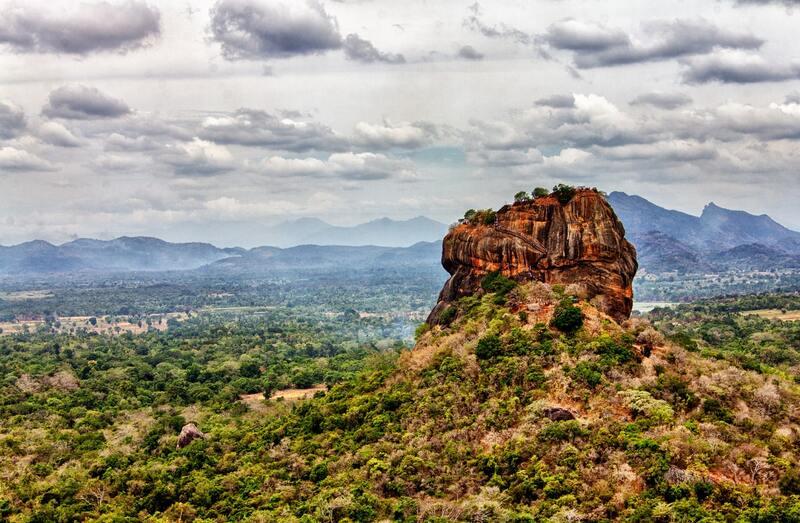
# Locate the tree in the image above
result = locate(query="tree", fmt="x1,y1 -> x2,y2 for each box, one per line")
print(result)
514,191 -> 531,203
552,184 -> 577,204
463,209 -> 477,222
533,187 -> 549,198
551,298 -> 583,333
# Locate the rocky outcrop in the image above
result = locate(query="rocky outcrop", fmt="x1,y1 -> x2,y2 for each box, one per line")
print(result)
176,423 -> 205,449
428,189 -> 637,324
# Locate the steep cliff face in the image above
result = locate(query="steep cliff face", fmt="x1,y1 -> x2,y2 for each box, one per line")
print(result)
428,189 -> 638,324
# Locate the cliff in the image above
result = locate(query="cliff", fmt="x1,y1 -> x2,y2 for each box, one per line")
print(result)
428,188 -> 638,324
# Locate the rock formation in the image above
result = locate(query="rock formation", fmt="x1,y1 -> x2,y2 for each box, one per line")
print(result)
428,188 -> 638,324
176,423 -> 205,449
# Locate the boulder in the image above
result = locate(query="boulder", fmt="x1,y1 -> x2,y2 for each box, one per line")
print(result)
176,423 -> 205,449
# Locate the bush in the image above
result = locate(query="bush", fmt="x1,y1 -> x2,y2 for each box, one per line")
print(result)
619,389 -> 674,425
481,271 -> 517,299
439,306 -> 457,325
533,187 -> 549,198
552,183 -> 577,204
551,299 -> 583,333
572,362 -> 602,388
514,191 -> 531,202
476,334 -> 503,360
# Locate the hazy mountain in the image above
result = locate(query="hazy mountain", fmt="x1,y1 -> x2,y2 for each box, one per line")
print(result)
608,192 -> 800,273
205,241 -> 442,274
608,192 -> 800,253
259,216 -> 449,248
0,237 -> 234,275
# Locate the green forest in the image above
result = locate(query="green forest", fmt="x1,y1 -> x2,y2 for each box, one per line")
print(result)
2,283 -> 800,521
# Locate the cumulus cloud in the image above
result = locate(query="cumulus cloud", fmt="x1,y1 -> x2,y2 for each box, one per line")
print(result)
38,121 -> 82,147
261,152 -> 417,181
161,138 -> 235,175
42,85 -> 131,120
535,94 -> 576,108
209,0 -> 342,60
343,34 -> 405,64
630,92 -> 693,110
542,18 -> 763,69
0,147 -> 56,172
457,45 -> 484,60
199,109 -> 345,151
682,51 -> 800,84
0,1 -> 160,55
352,121 -> 436,149
0,101 -> 27,139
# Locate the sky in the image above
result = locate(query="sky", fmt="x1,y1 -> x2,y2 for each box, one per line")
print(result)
2,0 -> 800,247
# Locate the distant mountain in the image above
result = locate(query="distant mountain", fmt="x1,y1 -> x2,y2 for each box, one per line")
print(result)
0,237 -> 234,275
608,192 -> 800,273
205,241 -> 443,275
258,216 -> 448,248
301,217 -> 448,247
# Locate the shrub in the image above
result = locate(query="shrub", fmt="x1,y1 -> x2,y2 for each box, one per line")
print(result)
619,389 -> 674,425
572,361 -> 602,388
439,306 -> 457,325
463,209 -> 477,222
538,420 -> 586,442
414,322 -> 430,340
533,187 -> 549,198
514,191 -> 531,202
481,271 -> 517,299
552,183 -> 577,204
476,334 -> 503,360
551,299 -> 583,333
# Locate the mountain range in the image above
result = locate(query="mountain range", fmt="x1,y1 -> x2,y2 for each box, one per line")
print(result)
2,194 -> 800,276
607,192 -> 800,273
251,216 -> 448,248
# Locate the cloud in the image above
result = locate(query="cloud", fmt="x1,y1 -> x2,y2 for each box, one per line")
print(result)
343,34 -> 405,64
199,109 -> 345,151
630,92 -> 693,110
261,152 -> 418,181
38,121 -> 82,147
352,121 -> 436,148
104,133 -> 160,152
0,1 -> 160,55
467,148 -> 543,167
42,85 -> 131,120
593,141 -> 718,162
0,147 -> 56,172
682,51 -> 800,84
209,0 -> 342,60
161,138 -> 235,175
457,45 -> 484,61
535,94 -> 576,108
0,101 -> 27,139
542,18 -> 763,69
463,2 -> 531,45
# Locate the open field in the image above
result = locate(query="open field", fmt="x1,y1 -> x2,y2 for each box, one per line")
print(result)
239,385 -> 328,410
740,309 -> 800,321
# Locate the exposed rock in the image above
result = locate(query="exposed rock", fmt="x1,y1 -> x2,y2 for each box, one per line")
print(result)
542,407 -> 576,421
428,189 -> 637,324
176,423 -> 205,449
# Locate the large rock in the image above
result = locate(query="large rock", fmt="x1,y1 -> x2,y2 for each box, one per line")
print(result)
428,189 -> 638,324
176,423 -> 205,449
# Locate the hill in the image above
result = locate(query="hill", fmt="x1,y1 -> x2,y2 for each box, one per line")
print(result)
0,237 -> 235,274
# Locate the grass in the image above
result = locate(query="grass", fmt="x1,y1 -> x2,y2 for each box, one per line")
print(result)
740,309 -> 800,321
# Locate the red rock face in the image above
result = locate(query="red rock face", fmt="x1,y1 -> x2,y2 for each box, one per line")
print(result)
428,189 -> 638,324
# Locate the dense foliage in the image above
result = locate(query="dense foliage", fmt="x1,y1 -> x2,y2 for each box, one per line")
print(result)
2,283 -> 800,521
